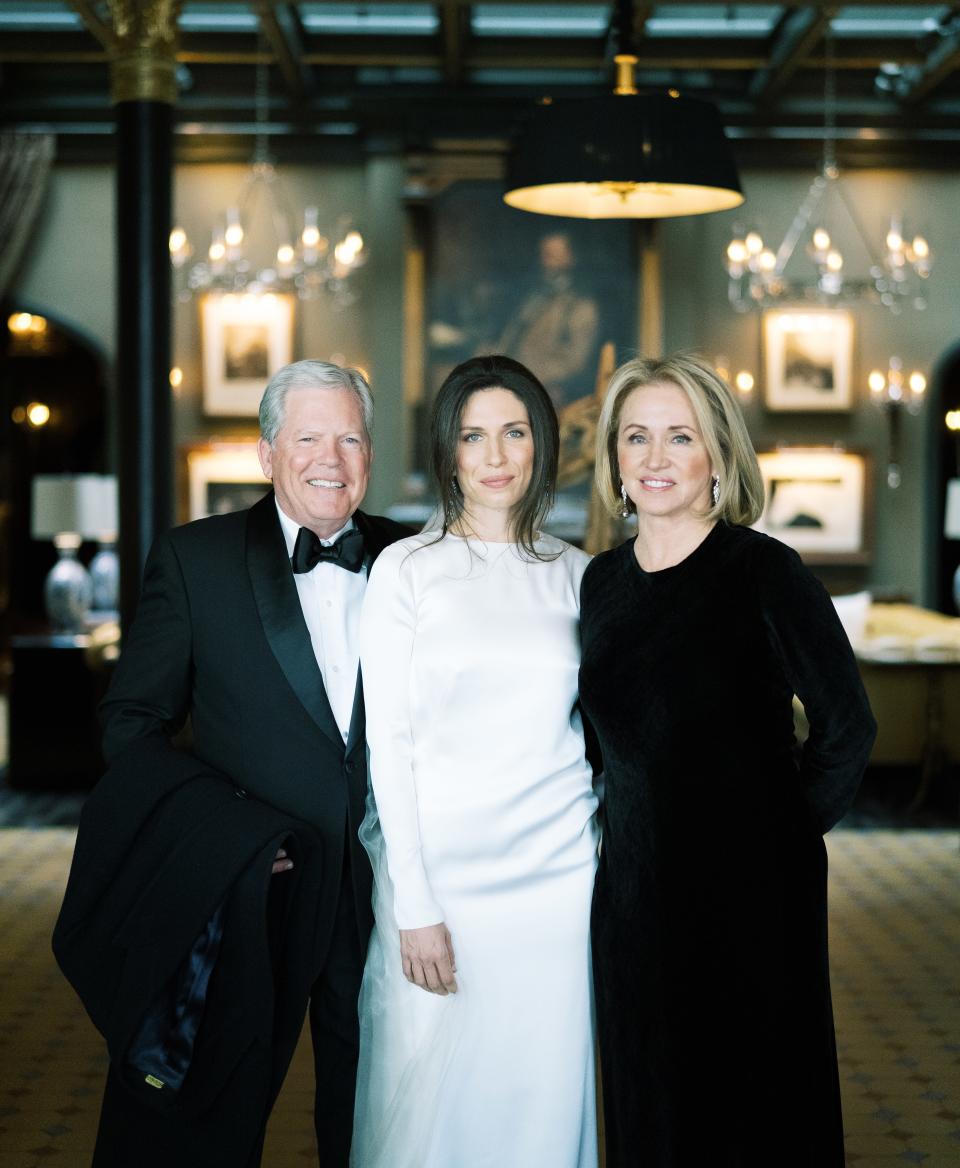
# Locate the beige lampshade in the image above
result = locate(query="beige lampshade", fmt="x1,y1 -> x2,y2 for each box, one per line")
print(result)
31,474 -> 118,540
945,479 -> 960,540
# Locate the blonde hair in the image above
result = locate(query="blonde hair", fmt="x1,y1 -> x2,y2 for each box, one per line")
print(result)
595,353 -> 765,526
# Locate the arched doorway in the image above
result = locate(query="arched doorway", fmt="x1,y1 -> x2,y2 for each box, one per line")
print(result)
0,304 -> 109,629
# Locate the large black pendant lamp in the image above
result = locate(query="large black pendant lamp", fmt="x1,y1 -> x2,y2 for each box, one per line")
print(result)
504,3 -> 744,219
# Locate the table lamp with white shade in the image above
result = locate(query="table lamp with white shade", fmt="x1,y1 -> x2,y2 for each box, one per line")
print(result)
31,474 -> 118,631
946,478 -> 960,613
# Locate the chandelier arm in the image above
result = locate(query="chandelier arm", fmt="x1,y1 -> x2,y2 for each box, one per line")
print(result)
267,172 -> 297,252
831,179 -> 887,270
773,176 -> 826,275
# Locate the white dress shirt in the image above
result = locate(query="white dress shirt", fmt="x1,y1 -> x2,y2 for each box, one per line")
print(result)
276,501 -> 366,742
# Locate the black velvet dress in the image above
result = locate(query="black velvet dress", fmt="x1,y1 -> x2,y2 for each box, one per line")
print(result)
579,523 -> 876,1168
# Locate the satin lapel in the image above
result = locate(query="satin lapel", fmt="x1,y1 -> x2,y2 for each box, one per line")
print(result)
245,493 -> 343,751
353,510 -> 395,568
345,669 -> 365,755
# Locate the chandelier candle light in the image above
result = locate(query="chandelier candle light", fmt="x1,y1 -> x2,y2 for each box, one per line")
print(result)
169,59 -> 365,305
724,34 -> 932,313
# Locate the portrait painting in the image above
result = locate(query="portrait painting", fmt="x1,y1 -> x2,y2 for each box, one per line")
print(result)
763,309 -> 855,412
396,180 -> 638,546
410,181 -> 637,467
754,448 -> 871,564
201,292 -> 295,417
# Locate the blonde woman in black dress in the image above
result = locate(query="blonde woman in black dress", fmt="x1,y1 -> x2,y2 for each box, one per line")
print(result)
578,354 -> 876,1167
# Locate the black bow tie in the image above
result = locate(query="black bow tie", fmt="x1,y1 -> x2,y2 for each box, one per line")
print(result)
291,526 -> 365,574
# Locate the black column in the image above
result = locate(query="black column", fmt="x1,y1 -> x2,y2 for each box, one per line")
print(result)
115,100 -> 173,632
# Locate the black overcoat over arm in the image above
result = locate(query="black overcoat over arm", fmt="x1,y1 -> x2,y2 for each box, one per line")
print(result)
98,493 -> 412,954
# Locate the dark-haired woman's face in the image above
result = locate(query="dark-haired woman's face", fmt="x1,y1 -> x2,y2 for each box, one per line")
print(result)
456,388 -> 534,520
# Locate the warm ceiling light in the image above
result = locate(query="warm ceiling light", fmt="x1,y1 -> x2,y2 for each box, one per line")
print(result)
734,371 -> 754,394
8,311 -> 46,335
26,401 -> 51,427
946,409 -> 960,432
504,88 -> 743,220
169,367 -> 183,388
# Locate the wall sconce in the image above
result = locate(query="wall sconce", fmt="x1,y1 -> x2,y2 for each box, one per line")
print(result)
868,357 -> 926,488
715,357 -> 755,400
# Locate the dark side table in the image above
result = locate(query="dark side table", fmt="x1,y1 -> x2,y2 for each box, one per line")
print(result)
8,630 -> 118,790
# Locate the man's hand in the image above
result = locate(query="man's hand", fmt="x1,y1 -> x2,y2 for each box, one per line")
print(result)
399,923 -> 457,995
272,847 -> 294,875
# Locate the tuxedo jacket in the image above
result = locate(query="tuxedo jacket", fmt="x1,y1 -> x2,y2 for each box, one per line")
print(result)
100,492 -> 412,957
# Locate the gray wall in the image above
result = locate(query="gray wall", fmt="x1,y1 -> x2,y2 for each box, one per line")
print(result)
12,162 -> 960,600
659,168 -> 960,604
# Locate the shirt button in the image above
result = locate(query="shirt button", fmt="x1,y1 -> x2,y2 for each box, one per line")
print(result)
332,665 -> 340,673
325,600 -> 332,608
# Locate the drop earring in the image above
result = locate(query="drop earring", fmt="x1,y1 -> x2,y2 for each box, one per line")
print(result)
619,483 -> 631,519
711,474 -> 720,506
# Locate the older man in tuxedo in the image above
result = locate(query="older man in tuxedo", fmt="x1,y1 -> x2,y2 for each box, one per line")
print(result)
93,360 -> 410,1167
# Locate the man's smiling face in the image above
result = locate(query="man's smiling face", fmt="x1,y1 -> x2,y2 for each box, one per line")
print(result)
258,386 -> 372,538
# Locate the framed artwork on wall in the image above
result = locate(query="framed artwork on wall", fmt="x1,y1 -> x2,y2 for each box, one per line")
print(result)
409,180 -> 638,465
754,447 -> 871,564
762,308 -> 855,412
201,292 -> 295,417
182,442 -> 269,523
399,179 -> 639,545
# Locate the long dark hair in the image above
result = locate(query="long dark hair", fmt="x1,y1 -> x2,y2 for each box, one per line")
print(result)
430,354 -> 559,559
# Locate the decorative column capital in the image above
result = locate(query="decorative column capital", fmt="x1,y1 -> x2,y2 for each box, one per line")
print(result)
107,0 -> 182,106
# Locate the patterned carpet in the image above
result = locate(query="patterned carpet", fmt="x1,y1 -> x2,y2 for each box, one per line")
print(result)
0,829 -> 957,1167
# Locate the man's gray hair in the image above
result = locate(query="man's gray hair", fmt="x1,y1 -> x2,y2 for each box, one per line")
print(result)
259,360 -> 374,445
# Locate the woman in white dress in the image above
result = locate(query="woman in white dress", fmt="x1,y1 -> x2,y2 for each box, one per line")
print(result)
352,355 -> 600,1168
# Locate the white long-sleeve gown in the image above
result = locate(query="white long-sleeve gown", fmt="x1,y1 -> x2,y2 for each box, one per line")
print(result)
352,531 -> 599,1168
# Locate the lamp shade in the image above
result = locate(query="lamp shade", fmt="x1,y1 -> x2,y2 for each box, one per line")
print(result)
945,479 -> 960,540
504,92 -> 744,219
31,474 -> 118,540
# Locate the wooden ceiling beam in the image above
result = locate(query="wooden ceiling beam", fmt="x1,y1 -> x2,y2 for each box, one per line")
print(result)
897,22 -> 960,104
253,1 -> 313,96
439,1 -> 467,84
749,5 -> 835,102
66,1 -> 114,51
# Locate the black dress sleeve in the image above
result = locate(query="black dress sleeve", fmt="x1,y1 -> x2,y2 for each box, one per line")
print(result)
756,538 -> 877,833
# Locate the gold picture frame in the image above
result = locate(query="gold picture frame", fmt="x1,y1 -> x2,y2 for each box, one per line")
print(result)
762,308 -> 855,412
181,441 -> 269,523
201,292 -> 295,417
755,447 -> 872,564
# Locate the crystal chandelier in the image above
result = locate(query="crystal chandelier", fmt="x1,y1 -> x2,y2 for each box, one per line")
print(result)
168,61 -> 366,306
723,38 -> 931,315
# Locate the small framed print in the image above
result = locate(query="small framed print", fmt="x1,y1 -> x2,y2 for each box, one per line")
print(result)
183,442 -> 269,522
762,308 -> 855,412
754,447 -> 871,565
201,292 -> 295,417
